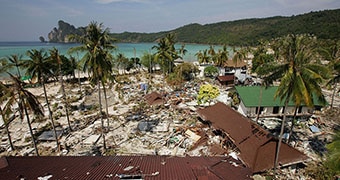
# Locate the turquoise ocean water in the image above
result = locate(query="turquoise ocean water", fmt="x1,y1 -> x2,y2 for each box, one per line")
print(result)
0,41 -> 219,61
0,41 -> 223,79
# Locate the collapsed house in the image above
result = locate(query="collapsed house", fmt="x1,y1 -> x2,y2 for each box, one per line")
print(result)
0,156 -> 252,179
197,102 -> 308,173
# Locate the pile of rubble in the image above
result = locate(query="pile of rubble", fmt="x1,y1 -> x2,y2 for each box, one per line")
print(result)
1,72 -> 339,179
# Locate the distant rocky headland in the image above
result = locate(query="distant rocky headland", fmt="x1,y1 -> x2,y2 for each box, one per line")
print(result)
47,20 -> 86,43
46,9 -> 340,45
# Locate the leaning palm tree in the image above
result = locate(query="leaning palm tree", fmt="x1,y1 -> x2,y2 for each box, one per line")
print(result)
9,74 -> 44,156
68,21 -> 116,150
257,34 -> 329,172
23,48 -> 60,150
0,81 -> 16,150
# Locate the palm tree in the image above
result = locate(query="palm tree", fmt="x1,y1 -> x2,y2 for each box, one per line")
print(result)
327,59 -> 340,108
232,47 -> 246,68
318,39 -> 340,108
178,43 -> 187,59
6,54 -> 24,78
215,45 -> 229,75
100,51 -> 115,127
252,41 -> 275,122
195,49 -> 210,65
49,48 -> 72,131
9,74 -> 44,156
115,53 -> 129,75
68,54 -> 83,94
23,48 -> 60,150
257,34 -> 329,172
141,52 -> 156,73
68,21 -> 116,150
251,41 -> 275,72
0,81 -> 16,150
152,34 -> 178,75
207,45 -> 216,59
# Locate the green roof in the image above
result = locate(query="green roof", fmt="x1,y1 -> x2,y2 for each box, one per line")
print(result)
235,86 -> 326,107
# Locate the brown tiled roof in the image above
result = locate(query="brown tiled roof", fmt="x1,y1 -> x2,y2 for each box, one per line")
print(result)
197,102 -> 308,173
217,75 -> 235,82
144,92 -> 164,105
223,60 -> 247,68
0,156 -> 252,180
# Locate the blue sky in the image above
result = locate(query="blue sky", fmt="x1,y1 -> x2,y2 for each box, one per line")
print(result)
0,0 -> 339,41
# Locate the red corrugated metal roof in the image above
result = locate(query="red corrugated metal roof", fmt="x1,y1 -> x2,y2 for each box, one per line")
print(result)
0,156 -> 252,180
197,102 -> 308,173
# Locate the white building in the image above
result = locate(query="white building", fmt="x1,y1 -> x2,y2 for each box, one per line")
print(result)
235,86 -> 325,118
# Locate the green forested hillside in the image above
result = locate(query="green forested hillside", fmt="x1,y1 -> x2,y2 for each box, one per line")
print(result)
110,9 -> 340,46
49,9 -> 340,46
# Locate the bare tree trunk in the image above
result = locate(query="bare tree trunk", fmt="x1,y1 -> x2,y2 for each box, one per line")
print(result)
256,85 -> 263,123
78,69 -> 82,96
98,80 -> 106,151
60,68 -> 72,131
288,106 -> 298,143
102,83 -> 109,128
274,98 -> 289,174
42,79 -> 59,151
331,82 -> 337,108
23,105 -> 39,156
5,124 -> 14,150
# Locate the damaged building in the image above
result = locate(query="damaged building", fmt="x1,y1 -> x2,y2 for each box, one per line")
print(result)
197,102 -> 308,173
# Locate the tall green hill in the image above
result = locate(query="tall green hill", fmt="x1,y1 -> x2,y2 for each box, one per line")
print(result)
49,9 -> 340,46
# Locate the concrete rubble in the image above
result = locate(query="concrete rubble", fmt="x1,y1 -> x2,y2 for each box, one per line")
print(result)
0,72 -> 339,179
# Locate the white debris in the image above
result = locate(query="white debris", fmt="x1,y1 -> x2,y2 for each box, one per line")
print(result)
229,152 -> 238,160
123,166 -> 134,171
37,175 -> 53,180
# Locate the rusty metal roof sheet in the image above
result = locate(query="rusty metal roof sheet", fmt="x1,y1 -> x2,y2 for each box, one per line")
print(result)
0,156 -> 252,180
197,102 -> 308,173
217,75 -> 235,82
144,92 -> 164,105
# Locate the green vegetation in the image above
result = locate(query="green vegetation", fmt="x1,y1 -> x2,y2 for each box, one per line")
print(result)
203,65 -> 218,77
255,34 -> 331,173
48,9 -> 340,46
197,84 -> 220,105
110,9 -> 340,45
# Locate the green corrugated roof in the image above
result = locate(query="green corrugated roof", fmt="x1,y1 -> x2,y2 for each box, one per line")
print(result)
235,86 -> 326,107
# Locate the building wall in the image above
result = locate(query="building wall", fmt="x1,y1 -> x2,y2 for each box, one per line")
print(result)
237,101 -> 249,116
238,100 -> 313,117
